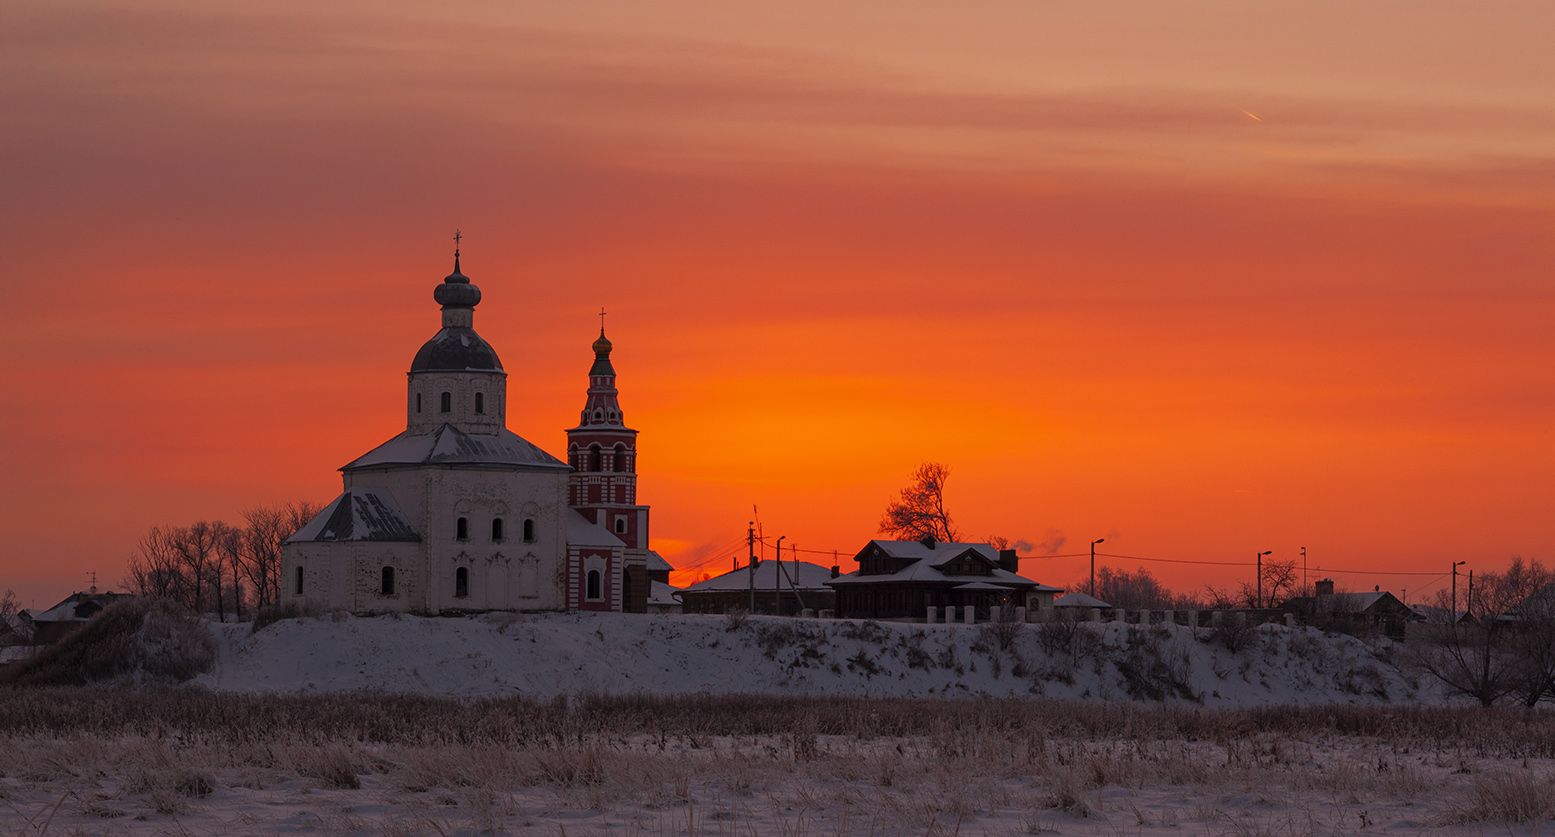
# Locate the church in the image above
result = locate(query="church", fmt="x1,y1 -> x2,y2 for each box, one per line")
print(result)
280,242 -> 669,614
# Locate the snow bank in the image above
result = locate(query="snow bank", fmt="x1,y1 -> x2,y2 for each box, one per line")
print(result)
199,612 -> 1429,705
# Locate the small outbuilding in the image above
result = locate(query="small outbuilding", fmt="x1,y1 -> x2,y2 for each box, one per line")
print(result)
1052,591 -> 1111,609
679,560 -> 837,615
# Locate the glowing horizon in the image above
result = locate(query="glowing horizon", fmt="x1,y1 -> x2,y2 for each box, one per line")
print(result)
2,0 -> 1553,608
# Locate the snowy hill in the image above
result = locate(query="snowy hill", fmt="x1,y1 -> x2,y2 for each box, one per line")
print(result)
200,612 -> 1431,705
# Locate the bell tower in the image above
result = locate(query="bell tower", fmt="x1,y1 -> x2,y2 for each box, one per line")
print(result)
566,318 -> 651,610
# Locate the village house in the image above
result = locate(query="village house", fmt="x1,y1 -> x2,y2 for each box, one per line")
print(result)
1283,578 -> 1419,638
827,538 -> 1061,620
678,560 -> 837,615
21,590 -> 132,646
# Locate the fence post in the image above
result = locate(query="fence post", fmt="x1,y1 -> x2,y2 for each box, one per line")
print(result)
926,606 -> 937,624
964,606 -> 976,625
1015,606 -> 1027,623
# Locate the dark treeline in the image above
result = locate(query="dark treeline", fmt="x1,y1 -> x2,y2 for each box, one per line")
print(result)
124,501 -> 319,621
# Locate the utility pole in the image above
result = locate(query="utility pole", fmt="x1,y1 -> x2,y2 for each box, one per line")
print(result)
1451,560 -> 1467,616
775,536 -> 786,615
1256,551 -> 1273,608
747,521 -> 756,613
1301,546 -> 1308,596
1089,538 -> 1105,597
1467,570 -> 1474,616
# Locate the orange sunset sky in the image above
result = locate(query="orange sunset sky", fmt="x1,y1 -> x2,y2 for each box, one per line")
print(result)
2,1 -> 1553,608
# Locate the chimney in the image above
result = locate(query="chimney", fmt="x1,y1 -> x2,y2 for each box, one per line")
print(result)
919,534 -> 937,549
830,565 -> 840,578
998,549 -> 1019,574
1315,578 -> 1335,597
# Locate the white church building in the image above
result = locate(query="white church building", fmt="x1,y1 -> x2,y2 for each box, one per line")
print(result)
281,244 -> 669,614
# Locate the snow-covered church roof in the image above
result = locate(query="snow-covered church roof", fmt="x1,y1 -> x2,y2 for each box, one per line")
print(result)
288,489 -> 421,543
343,424 -> 568,472
566,510 -> 625,548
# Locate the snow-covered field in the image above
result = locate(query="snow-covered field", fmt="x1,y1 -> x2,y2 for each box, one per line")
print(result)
201,611 -> 1429,705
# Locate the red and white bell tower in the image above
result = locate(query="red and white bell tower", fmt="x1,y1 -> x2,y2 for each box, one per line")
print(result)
566,322 -> 651,611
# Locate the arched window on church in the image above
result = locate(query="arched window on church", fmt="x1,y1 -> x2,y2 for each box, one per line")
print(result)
614,516 -> 627,534
455,567 -> 469,599
456,517 -> 468,541
491,517 -> 504,542
613,444 -> 628,472
295,566 -> 304,595
381,566 -> 396,596
440,392 -> 452,413
475,392 -> 485,414
588,444 -> 602,472
586,569 -> 602,601
416,393 -> 422,413
523,518 -> 535,542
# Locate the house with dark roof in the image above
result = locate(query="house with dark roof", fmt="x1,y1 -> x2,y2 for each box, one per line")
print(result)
21,591 -> 133,646
1284,578 -> 1419,638
828,539 -> 1061,620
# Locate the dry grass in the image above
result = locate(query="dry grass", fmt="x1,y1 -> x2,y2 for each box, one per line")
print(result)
1442,771 -> 1555,824
0,690 -> 1553,831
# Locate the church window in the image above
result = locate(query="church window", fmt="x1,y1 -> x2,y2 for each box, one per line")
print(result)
381,566 -> 396,596
456,517 -> 469,541
523,518 -> 535,542
440,391 -> 451,413
295,566 -> 304,595
455,567 -> 469,598
475,392 -> 485,414
613,444 -> 628,472
416,393 -> 422,413
614,516 -> 627,534
586,569 -> 602,601
593,409 -> 603,422
588,444 -> 602,472
491,517 -> 504,542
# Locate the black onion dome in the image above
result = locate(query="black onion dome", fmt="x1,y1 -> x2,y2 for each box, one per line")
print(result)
411,327 -> 504,373
433,254 -> 482,308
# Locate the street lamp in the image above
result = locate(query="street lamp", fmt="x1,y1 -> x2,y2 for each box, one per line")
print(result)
1090,538 -> 1105,597
1256,551 -> 1273,608
1451,560 -> 1468,617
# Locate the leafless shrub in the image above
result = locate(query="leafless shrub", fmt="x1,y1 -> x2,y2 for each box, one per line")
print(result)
723,608 -> 749,632
980,605 -> 1025,653
1,598 -> 211,686
1208,614 -> 1257,652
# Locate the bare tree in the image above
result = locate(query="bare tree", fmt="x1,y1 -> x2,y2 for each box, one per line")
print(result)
0,589 -> 26,643
239,500 -> 320,608
1496,557 -> 1555,707
127,526 -> 189,604
1406,570 -> 1531,707
1080,566 -> 1198,611
1209,560 -> 1302,609
879,462 -> 959,544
